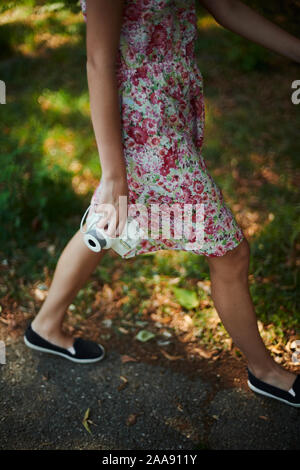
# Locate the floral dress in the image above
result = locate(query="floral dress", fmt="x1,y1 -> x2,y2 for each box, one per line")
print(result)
80,0 -> 245,258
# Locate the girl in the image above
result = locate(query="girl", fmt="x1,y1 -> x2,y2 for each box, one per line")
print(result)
24,0 -> 300,407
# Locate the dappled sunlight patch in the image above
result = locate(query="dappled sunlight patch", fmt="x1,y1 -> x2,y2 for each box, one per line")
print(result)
260,166 -> 280,185
43,127 -> 76,168
153,249 -> 187,275
34,30 -> 79,50
72,168 -> 98,195
203,99 -> 220,129
197,15 -> 221,31
0,5 -> 83,58
38,89 -> 90,117
39,89 -> 72,114
79,98 -> 91,117
69,159 -> 83,173
250,152 -> 267,166
0,6 -> 32,25
235,209 -> 277,239
247,156 -> 284,188
17,32 -> 78,56
236,209 -> 261,237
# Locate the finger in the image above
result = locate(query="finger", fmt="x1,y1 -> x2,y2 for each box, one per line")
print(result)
96,211 -> 111,230
94,207 -> 109,223
98,208 -> 116,236
95,205 -> 113,229
105,216 -> 118,238
97,218 -> 109,231
116,215 -> 128,237
94,202 -> 113,216
92,201 -> 103,214
116,205 -> 128,235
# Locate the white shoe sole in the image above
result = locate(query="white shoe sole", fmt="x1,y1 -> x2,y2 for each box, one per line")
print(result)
24,335 -> 105,364
247,380 -> 300,408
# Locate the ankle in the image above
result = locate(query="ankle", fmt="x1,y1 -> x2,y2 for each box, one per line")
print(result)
31,318 -> 62,339
247,361 -> 280,380
30,319 -> 75,350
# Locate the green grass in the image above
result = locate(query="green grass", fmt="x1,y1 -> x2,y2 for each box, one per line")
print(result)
0,2 -> 299,354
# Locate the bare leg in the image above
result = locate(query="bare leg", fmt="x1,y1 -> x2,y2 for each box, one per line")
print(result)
207,238 -> 296,391
31,228 -> 106,349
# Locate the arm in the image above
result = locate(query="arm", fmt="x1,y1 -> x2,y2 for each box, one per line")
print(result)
198,0 -> 300,63
86,0 -> 126,179
85,0 -> 128,237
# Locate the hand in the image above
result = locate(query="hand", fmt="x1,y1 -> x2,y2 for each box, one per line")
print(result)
92,175 -> 129,239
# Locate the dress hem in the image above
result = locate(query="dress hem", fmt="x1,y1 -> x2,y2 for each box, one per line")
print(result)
122,230 -> 246,259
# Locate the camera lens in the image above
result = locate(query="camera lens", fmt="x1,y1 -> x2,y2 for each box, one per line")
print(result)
89,239 -> 96,248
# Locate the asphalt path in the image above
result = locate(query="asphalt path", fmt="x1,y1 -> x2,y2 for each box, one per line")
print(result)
0,338 -> 299,450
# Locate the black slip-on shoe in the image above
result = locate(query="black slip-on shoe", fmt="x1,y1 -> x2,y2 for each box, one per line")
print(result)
24,322 -> 105,364
247,367 -> 300,408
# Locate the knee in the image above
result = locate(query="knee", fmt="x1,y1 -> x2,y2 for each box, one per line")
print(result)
208,238 -> 250,281
234,237 -> 250,261
234,238 -> 250,274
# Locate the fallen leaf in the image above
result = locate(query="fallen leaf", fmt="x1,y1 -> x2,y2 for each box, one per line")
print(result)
290,339 -> 300,350
180,331 -> 196,343
118,375 -> 128,391
200,300 -> 211,308
162,330 -> 172,338
160,349 -> 183,361
197,280 -> 211,295
259,415 -> 268,420
136,320 -> 148,327
193,346 -> 213,359
118,327 -> 129,334
224,338 -> 233,350
121,355 -> 137,363
157,340 -> 171,346
274,356 -> 283,363
102,284 -> 114,302
47,244 -> 55,256
126,413 -> 142,426
269,343 -> 284,354
135,330 -> 155,342
33,287 -> 47,302
115,296 -> 130,307
172,287 -> 200,310
158,316 -> 172,324
211,354 -> 220,361
102,319 -> 112,328
82,408 -> 92,434
180,314 -> 194,331
121,320 -> 136,327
